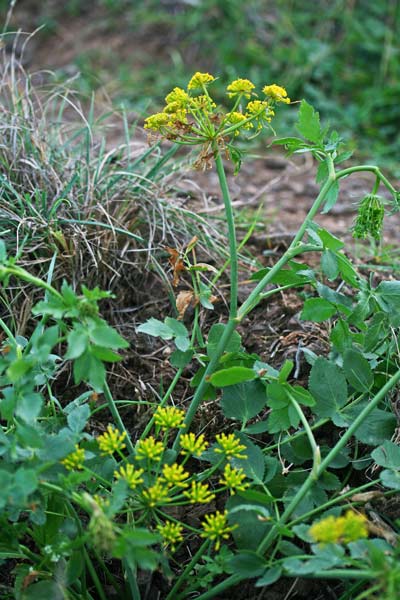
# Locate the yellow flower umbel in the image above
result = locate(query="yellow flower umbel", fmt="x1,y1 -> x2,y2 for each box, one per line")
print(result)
309,510 -> 369,545
154,406 -> 185,430
183,481 -> 216,504
226,78 -> 255,99
214,433 -> 247,460
97,425 -> 126,456
135,436 -> 164,462
219,463 -> 249,495
161,463 -> 190,488
188,72 -> 216,90
201,510 -> 235,550
262,84 -> 291,104
142,479 -> 171,508
114,464 -> 144,490
144,72 -> 290,168
179,433 -> 209,457
61,445 -> 85,471
157,521 -> 184,551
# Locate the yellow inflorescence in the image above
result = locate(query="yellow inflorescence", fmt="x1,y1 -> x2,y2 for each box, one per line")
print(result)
97,425 -> 126,456
157,521 -> 184,551
201,510 -> 235,550
183,480 -> 216,504
226,78 -> 255,99
309,510 -> 369,545
61,445 -> 85,471
135,436 -> 164,461
114,464 -> 144,490
161,463 -> 190,488
154,406 -> 186,430
214,433 -> 247,460
165,87 -> 190,107
219,463 -> 249,494
187,72 -> 216,90
142,478 -> 171,507
179,432 -> 209,457
262,84 -> 291,104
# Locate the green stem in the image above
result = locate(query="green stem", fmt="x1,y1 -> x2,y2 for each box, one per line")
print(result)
83,548 -> 108,600
165,540 -> 210,600
123,559 -> 141,600
287,394 -> 320,475
0,265 -> 63,300
214,148 -> 238,318
103,382 -> 135,454
335,165 -> 397,197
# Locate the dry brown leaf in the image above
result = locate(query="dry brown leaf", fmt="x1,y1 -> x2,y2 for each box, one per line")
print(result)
176,290 -> 195,320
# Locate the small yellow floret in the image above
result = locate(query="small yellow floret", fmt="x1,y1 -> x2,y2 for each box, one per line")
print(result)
61,445 -> 85,471
157,521 -> 184,551
142,478 -> 170,507
165,87 -> 190,107
114,464 -> 144,490
161,463 -> 190,488
219,463 -> 249,494
262,84 -> 290,104
180,433 -> 209,457
154,406 -> 185,430
144,112 -> 171,131
135,436 -> 164,462
201,510 -> 235,550
188,72 -> 215,90
97,425 -> 126,456
183,481 -> 216,504
226,78 -> 255,99
214,433 -> 247,460
309,510 -> 368,545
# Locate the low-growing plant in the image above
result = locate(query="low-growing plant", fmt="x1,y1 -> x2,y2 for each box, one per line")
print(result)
1,71 -> 400,600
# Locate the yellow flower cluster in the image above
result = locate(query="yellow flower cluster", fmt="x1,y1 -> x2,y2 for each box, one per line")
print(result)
144,71 -> 290,158
201,510 -> 235,550
157,520 -> 184,551
61,445 -> 85,471
226,78 -> 255,99
309,510 -> 369,545
179,432 -> 209,457
135,436 -> 164,461
188,72 -> 216,90
154,406 -> 185,430
97,425 -> 126,456
214,433 -> 247,460
263,84 -> 291,104
142,479 -> 170,507
183,480 -> 216,504
161,463 -> 190,488
219,463 -> 249,494
114,464 -> 144,490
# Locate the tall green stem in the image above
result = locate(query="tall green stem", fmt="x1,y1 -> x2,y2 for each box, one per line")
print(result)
214,148 -> 238,318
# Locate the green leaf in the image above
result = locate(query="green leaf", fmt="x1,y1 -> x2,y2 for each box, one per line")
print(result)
321,180 -> 339,214
209,366 -> 255,387
380,469 -> 400,490
15,392 -> 43,422
278,360 -> 293,383
232,434 -> 265,483
67,403 -> 90,433
170,349 -> 193,368
355,408 -> 396,445
136,318 -> 174,339
267,406 -> 291,433
174,335 -> 190,352
21,580 -> 62,600
317,228 -> 344,251
65,327 -> 88,359
376,281 -> 400,310
300,298 -> 336,322
336,252 -> 360,287
255,566 -> 282,587
330,320 -> 352,353
91,346 -> 123,362
342,349 -> 373,392
321,249 -> 339,280
288,385 -> 316,407
229,551 -> 266,577
309,358 -> 348,418
371,440 -> 400,469
207,324 -> 241,358
6,358 -> 33,382
296,100 -> 322,143
164,317 -> 188,338
89,325 -> 128,349
221,380 -> 266,422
